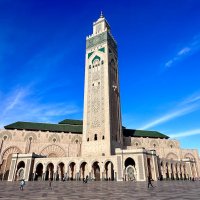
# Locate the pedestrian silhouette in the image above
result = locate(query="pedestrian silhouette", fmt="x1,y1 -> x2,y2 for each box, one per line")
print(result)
83,175 -> 89,183
147,176 -> 154,188
19,179 -> 25,191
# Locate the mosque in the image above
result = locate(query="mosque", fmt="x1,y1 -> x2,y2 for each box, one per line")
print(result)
0,14 -> 199,182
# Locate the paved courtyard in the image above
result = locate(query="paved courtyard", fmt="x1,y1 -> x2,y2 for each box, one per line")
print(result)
0,180 -> 199,200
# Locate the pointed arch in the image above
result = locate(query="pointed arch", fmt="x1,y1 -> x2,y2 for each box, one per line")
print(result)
166,153 -> 178,160
1,146 -> 22,160
40,144 -> 66,158
184,153 -> 195,160
92,55 -> 101,64
0,146 -> 22,180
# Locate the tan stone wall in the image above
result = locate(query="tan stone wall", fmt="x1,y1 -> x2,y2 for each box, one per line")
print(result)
124,136 -> 200,177
1,128 -> 200,181
0,129 -> 82,162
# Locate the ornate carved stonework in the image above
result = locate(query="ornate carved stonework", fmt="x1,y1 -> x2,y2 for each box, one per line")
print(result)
86,32 -> 107,49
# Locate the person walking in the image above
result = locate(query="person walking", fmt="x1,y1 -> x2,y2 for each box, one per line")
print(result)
83,175 -> 89,183
19,179 -> 25,191
147,176 -> 154,188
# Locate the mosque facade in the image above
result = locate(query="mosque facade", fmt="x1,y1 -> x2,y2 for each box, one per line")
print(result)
0,14 -> 199,182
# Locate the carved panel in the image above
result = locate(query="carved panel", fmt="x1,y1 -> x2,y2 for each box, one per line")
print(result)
40,144 -> 66,157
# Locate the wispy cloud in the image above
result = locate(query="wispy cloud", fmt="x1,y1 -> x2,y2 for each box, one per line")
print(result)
0,86 -> 80,128
169,129 -> 200,138
139,92 -> 200,130
164,34 -> 200,68
180,92 -> 200,106
2,87 -> 30,116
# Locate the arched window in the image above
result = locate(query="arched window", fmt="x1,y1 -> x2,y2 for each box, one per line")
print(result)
94,134 -> 97,141
87,138 -> 89,142
53,138 -> 56,143
3,135 -> 7,141
102,135 -> 105,140
125,157 -> 135,168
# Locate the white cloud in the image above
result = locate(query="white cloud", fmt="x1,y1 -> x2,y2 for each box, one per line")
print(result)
177,47 -> 191,56
164,34 -> 200,68
169,129 -> 200,138
180,93 -> 200,105
139,105 -> 198,130
0,86 -> 81,127
165,60 -> 174,68
2,87 -> 30,117
139,91 -> 200,130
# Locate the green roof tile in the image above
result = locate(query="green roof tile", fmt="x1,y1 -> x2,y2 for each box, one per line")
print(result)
58,119 -> 83,125
123,129 -> 169,139
4,121 -> 82,134
4,120 -> 169,139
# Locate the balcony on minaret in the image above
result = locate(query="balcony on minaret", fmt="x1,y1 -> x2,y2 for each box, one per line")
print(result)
93,12 -> 110,35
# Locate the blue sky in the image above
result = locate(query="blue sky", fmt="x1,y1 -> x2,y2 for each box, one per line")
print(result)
0,0 -> 200,152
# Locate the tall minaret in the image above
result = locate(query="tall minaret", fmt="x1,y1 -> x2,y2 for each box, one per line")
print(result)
82,13 -> 123,157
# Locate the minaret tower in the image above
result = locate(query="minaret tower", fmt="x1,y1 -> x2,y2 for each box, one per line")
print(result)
82,13 -> 123,156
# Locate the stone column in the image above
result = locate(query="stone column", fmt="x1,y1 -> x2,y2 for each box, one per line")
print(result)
151,154 -> 158,180
33,172 -> 36,181
194,163 -> 198,178
89,172 -> 92,180
162,166 -> 166,179
42,172 -> 45,180
114,172 -> 117,181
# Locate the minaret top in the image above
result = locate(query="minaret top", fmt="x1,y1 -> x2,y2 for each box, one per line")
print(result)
100,11 -> 104,18
92,12 -> 110,35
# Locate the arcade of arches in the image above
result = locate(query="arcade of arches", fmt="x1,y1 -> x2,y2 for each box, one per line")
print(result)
0,139 -> 199,182
33,160 -> 115,181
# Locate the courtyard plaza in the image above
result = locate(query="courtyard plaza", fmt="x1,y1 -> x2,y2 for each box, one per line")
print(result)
0,180 -> 199,200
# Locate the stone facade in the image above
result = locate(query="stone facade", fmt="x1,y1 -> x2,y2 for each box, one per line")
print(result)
0,14 -> 199,182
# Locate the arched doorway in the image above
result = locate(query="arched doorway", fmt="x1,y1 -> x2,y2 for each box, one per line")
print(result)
166,163 -> 169,179
69,162 -> 76,180
179,164 -> 183,180
35,163 -> 43,181
171,163 -> 174,180
147,158 -> 153,179
45,163 -> 54,180
124,157 -> 136,181
16,161 -> 25,181
0,146 -> 21,180
183,165 -> 187,179
104,161 -> 114,180
0,154 -> 12,180
175,163 -> 179,180
58,162 -> 65,181
160,162 -> 164,180
80,162 -> 88,180
92,161 -> 100,181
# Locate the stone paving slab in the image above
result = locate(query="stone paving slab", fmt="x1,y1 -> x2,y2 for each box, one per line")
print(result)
0,181 -> 199,200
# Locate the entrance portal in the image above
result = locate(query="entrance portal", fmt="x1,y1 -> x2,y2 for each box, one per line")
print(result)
92,162 -> 100,181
